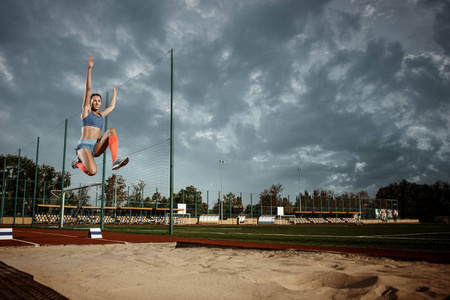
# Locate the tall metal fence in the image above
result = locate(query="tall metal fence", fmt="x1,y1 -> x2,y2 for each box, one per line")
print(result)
1,50 -> 172,228
0,49 -> 398,226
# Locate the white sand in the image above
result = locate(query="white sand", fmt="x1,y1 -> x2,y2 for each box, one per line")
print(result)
1,243 -> 449,299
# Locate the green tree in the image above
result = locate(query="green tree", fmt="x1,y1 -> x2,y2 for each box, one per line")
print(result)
152,191 -> 168,208
128,180 -> 146,207
376,180 -> 450,221
257,183 -> 284,214
173,186 -> 206,216
212,192 -> 243,218
105,174 -> 127,208
1,154 -> 71,216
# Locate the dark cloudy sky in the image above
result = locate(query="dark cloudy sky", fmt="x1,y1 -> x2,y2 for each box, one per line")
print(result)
1,0 -> 449,198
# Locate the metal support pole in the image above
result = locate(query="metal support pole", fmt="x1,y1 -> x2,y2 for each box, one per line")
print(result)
219,160 -> 224,221
312,194 -> 315,213
250,193 -> 253,218
1,157 -> 7,223
240,192 -> 242,217
101,92 -> 109,230
320,195 -> 322,214
297,168 -> 301,211
288,195 -> 290,212
229,192 -> 232,218
169,49 -> 174,234
14,150 -> 21,227
270,195 -> 272,215
260,195 -> 263,216
22,180 -> 26,220
43,181 -> 46,204
357,175 -> 361,218
59,119 -> 68,229
194,189 -> 197,218
31,137 -> 40,228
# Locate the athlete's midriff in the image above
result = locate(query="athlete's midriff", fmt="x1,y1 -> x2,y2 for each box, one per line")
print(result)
81,126 -> 101,140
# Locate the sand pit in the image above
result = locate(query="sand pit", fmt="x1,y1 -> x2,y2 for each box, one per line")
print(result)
0,243 -> 449,299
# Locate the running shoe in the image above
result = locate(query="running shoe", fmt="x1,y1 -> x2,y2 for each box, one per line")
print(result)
72,158 -> 81,169
112,157 -> 129,170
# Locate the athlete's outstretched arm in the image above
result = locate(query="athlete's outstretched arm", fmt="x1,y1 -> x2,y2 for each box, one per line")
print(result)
101,86 -> 116,117
82,55 -> 94,117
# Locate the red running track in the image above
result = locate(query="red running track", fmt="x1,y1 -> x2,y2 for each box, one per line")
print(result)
1,227 -> 449,263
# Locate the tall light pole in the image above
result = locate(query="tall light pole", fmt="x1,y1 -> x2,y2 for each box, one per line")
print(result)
220,160 -> 225,222
297,168 -> 301,210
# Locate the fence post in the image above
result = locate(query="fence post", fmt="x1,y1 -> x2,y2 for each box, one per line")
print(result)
194,189 -> 197,218
270,195 -> 272,215
217,191 -> 220,215
288,195 -> 290,212
240,192 -> 242,218
229,193 -> 232,218
1,157 -> 6,223
32,137 -> 40,227
250,193 -> 253,218
22,181 -> 26,219
260,195 -> 262,216
13,149 -> 21,227
169,48 -> 174,234
59,119 -> 68,229
100,91 -> 109,230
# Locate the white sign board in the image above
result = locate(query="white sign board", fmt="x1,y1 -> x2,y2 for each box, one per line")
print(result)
0,228 -> 13,240
89,228 -> 102,239
277,207 -> 284,216
178,203 -> 187,214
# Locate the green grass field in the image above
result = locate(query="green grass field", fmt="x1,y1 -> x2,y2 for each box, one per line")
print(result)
102,224 -> 450,254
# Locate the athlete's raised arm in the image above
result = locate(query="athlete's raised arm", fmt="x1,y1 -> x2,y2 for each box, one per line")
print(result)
101,86 -> 116,117
82,55 -> 94,118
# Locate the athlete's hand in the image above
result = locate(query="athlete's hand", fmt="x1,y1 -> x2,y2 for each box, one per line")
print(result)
112,86 -> 117,95
88,55 -> 94,69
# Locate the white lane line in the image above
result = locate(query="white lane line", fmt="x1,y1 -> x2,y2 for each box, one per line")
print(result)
14,230 -> 79,238
14,229 -> 129,244
11,239 -> 40,247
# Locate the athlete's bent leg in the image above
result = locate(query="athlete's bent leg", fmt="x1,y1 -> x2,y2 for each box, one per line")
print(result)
94,128 -> 129,170
76,148 -> 97,176
94,128 -> 116,157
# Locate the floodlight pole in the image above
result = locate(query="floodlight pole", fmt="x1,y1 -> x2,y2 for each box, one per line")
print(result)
220,160 -> 225,223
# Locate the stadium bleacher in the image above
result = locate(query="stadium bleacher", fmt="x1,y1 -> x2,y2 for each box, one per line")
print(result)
258,215 -> 275,224
198,215 -> 220,224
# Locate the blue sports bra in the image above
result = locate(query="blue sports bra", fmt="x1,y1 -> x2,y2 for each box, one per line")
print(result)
82,111 -> 103,129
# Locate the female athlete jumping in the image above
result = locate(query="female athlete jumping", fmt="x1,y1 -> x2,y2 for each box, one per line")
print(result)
72,55 -> 129,176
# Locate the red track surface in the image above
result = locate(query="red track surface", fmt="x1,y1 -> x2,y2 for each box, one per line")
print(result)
1,227 -> 449,263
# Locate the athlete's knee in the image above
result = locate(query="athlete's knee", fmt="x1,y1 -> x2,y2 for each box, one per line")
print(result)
86,166 -> 97,176
109,128 -> 117,135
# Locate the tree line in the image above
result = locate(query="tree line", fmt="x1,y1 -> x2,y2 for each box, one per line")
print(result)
376,179 -> 450,221
1,155 -> 449,219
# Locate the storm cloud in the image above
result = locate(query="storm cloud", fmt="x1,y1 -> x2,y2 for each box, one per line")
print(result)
1,0 -> 449,197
